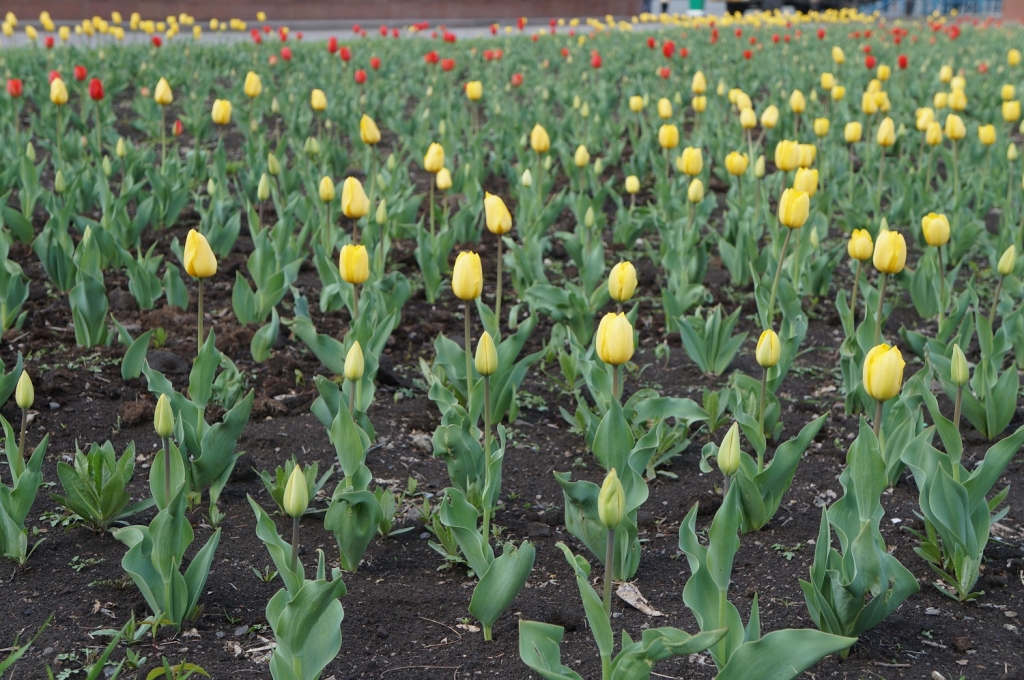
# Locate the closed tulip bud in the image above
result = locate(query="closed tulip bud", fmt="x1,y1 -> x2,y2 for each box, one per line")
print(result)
921,212 -> 950,247
102,155 -> 112,177
310,88 -> 327,111
789,89 -> 806,114
832,45 -> 845,64
257,173 -> 270,201
999,244 -> 1017,276
207,178 -> 217,196
521,168 -> 533,187
115,137 -> 127,158
184,229 -> 217,278
873,229 -> 907,274
717,422 -> 741,476
584,206 -> 596,228
739,107 -> 757,129
629,95 -> 643,112
760,104 -> 779,129
318,176 -> 336,203
54,170 -> 66,194
734,92 -> 752,112
939,64 -> 953,83
820,72 -> 835,90
574,145 -> 590,168
15,370 -> 33,410
475,331 -> 498,376
211,98 -> 232,125
267,152 -> 281,176
716,80 -> 726,97
843,121 -> 863,144
466,80 -> 483,101
482,192 -> 512,235
283,464 -> 309,518
949,88 -> 967,112
658,124 -> 679,150
876,64 -> 891,81
861,91 -> 879,115
593,158 -> 604,175
338,244 -> 369,285
798,144 -> 816,168
944,114 -> 966,141
926,121 -> 943,146
933,91 -> 948,110
793,168 -> 818,197
687,178 -> 705,203
375,199 -> 388,226
598,468 -> 625,530
826,86 -> 843,103
1003,101 -> 1021,123
1009,144 -> 1019,162
679,147 -> 703,176
863,344 -> 905,402
1002,84 -> 1016,102
725,152 -> 749,176
608,261 -> 637,302
530,124 -> 550,153
848,229 -> 874,261
813,118 -> 830,137
154,77 -> 173,105
876,117 -> 896,147
774,140 -> 800,171
950,344 -> 969,387
754,155 -> 766,178
244,71 -> 262,98
435,167 -> 452,190
544,155 -> 553,171
1011,49 -> 1023,66
452,251 -> 483,300
341,177 -> 369,218
154,393 -> 174,437
979,124 -> 996,146
423,142 -> 445,173
596,312 -> 634,366
756,329 -> 780,368
343,341 -> 365,382
49,77 -> 68,105
777,188 -> 809,228
691,70 -> 707,94
657,97 -> 673,119
359,114 -> 381,145
625,174 -> 640,194
271,97 -> 280,115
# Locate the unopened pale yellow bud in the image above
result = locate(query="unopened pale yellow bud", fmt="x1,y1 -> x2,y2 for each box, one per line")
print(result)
950,344 -> 969,387
15,371 -> 33,410
717,422 -> 740,476
154,393 -> 174,437
608,261 -> 637,302
339,244 -> 369,284
863,344 -> 905,402
283,464 -> 309,518
998,244 -> 1017,276
344,342 -> 365,381
475,332 -> 498,376
756,330 -> 780,368
598,468 -> 625,530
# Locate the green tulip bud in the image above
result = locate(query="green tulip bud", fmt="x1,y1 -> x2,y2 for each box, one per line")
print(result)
344,342 -> 365,382
543,155 -> 553,171
718,422 -> 741,477
438,120 -> 446,136
257,173 -> 271,201
998,244 -> 1017,276
754,155 -> 765,178
15,370 -> 33,410
386,154 -> 397,171
593,158 -> 604,176
950,344 -> 969,387
25,142 -> 36,162
580,102 -> 590,118
267,152 -> 281,176
375,199 -> 387,225
54,170 -> 66,194
115,137 -> 126,158
520,133 -> 528,148
283,463 -> 309,518
154,393 -> 174,437
102,155 -> 112,177
426,85 -> 433,97
584,206 -> 595,228
521,169 -> 533,187
207,178 -> 216,195
597,468 -> 625,530
271,96 -> 280,115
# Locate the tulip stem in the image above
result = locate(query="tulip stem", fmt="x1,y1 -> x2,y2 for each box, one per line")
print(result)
95,100 -> 102,160
612,364 -> 621,402
952,140 -> 959,201
162,436 -> 171,505
851,260 -> 862,325
603,528 -> 615,617
952,385 -> 963,483
56,106 -> 62,167
766,227 -> 792,330
758,370 -> 768,467
937,247 -> 946,327
290,515 -> 300,574
353,283 -> 360,325
495,237 -> 503,327
537,156 -> 544,205
873,273 -> 887,346
18,407 -> 27,462
873,400 -> 883,440
989,276 -> 1004,327
464,306 -> 473,406
481,376 -> 492,550
875,151 -> 885,214
848,145 -> 855,204
349,378 -> 356,416
160,106 -> 166,168
197,279 -> 204,351
429,182 -> 435,238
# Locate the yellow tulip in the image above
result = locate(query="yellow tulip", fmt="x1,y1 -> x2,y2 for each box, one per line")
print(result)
629,95 -> 644,112
154,393 -> 173,437
49,77 -> 68,105
319,176 -> 336,203
734,92 -> 752,112
875,91 -> 891,112
658,124 -> 679,150
341,177 -> 369,219
944,114 -> 966,141
862,344 -> 905,402
1010,49 -> 1022,66
474,331 -> 498,376
1009,143 -> 1019,162
692,96 -> 707,113
436,168 -> 452,190
452,251 -> 483,300
861,91 -> 878,115
933,91 -> 948,109
820,72 -> 835,91
939,64 -> 953,83
813,118 -> 830,137
789,89 -> 806,114
793,168 -> 818,197
1002,84 -> 1016,102
466,81 -> 483,101
574,145 -> 590,168
998,244 -> 1017,276
951,75 -> 966,91
184,229 -> 217,278
873,230 -> 907,274
877,64 -> 891,81
625,175 -> 640,194
831,85 -> 846,102
725,152 -> 749,176
1003,101 -> 1021,123
916,107 -> 934,131
687,178 -> 705,203
345,341 -> 365,381
739,107 -> 757,130
608,261 -> 637,302
423,142 -> 445,173
691,70 -> 707,95
717,423 -> 740,476
211,99 -> 232,125
339,244 -> 369,284
921,213 -> 950,247
359,114 -> 381,145
848,229 -> 874,261
754,155 -> 766,178
679,147 -> 703,176
760,104 -> 779,129
949,87 -> 967,112
756,329 -> 780,368
310,88 -> 327,112
657,97 -> 673,119
153,77 -> 173,106
774,140 -> 800,172
283,465 -> 309,518
530,124 -> 550,153
598,468 -> 625,530
15,370 -> 33,410
876,116 -> 896,147
926,121 -> 943,146
484,192 -> 512,234
596,312 -> 634,366
978,124 -> 996,146
798,144 -> 816,168
777,188 -> 809,228
244,71 -> 262,98
832,45 -> 845,64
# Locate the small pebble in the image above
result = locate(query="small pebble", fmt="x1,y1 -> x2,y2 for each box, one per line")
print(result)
49,402 -> 60,410
1004,624 -> 1019,634
216,631 -> 225,639
925,607 -> 940,615
1006,611 -> 1018,618
234,626 -> 248,637
419,532 -> 430,540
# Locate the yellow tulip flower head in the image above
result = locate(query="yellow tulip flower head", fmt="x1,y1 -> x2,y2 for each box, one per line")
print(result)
596,312 -> 634,366
717,423 -> 740,476
978,124 -> 996,146
452,251 -> 483,301
283,464 -> 309,518
318,176 -> 336,203
657,97 -> 673,119
466,80 -> 483,101
777,188 -> 809,228
574,145 -> 590,168
598,468 -> 625,530
484,192 -> 512,234
629,95 -> 644,112
1003,100 -> 1021,123
861,91 -> 879,115
211,99 -> 232,125
692,96 -> 707,113
939,64 -> 953,83
820,72 -> 835,91
774,140 -> 800,171
341,177 -> 369,219
154,77 -> 173,106
933,91 -> 948,110
998,244 -> 1017,276
687,178 -> 705,203
244,71 -> 262,98
691,70 -> 707,95
944,113 -> 966,141
925,121 -> 943,146
948,87 -> 967,112
756,329 -> 781,368
725,151 -> 749,176
754,155 -> 766,179
310,88 -> 327,112
345,341 -> 365,381
831,85 -> 846,102
625,175 -> 640,194
436,167 -> 453,190
789,89 -> 806,114
848,229 -> 874,261
950,344 -> 969,387
863,344 -> 905,402
184,229 -> 217,278
739,107 -> 757,130
873,229 -> 907,274
876,116 -> 896,147
875,91 -> 891,112
921,212 -> 950,247
831,45 -> 845,64
813,118 -> 830,137
658,124 -> 679,150
915,107 -> 935,131
679,147 -> 703,176
530,124 -> 550,153
798,144 -> 817,168
154,393 -> 173,437
339,244 -> 369,284
15,370 -> 33,410
876,64 -> 891,81
608,261 -> 637,302
793,168 -> 819,197
734,91 -> 752,112
1002,84 -> 1016,102
759,105 -> 779,130
359,114 -> 381,145
1010,49 -> 1022,66
423,142 -> 445,173
49,77 -> 69,105
475,331 -> 498,376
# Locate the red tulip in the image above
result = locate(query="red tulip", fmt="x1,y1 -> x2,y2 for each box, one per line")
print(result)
549,18 -> 556,27
295,32 -> 303,40
354,69 -> 367,84
44,36 -> 54,49
897,53 -> 908,69
88,78 -> 104,101
517,17 -> 526,31
749,36 -> 756,45
370,56 -> 381,70
568,29 -> 575,37
443,31 -> 456,43
531,34 -> 538,43
441,58 -> 455,71
340,46 -> 351,61
511,72 -> 523,87
590,52 -> 602,68
977,61 -> 988,73
48,70 -> 61,83
783,35 -> 790,43
864,29 -> 872,38
772,33 -> 780,43
278,27 -> 287,41
173,119 -> 183,136
483,49 -> 493,61
495,49 -> 503,60
328,36 -> 338,53
662,40 -> 675,58
817,28 -> 826,39
281,47 -> 292,61
392,29 -> 399,38
743,49 -> 753,60
6,79 -> 23,98
679,47 -> 688,57
424,50 -> 439,65
353,24 -> 361,33
431,31 -> 438,39
647,36 -> 656,49
152,36 -> 162,47
74,65 -> 87,82
252,32 -> 262,45
561,47 -> 569,57
862,44 -> 872,53
865,55 -> 876,68
379,25 -> 388,36
659,67 -> 670,79
734,28 -> 742,38
490,24 -> 497,35
263,25 -> 271,34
